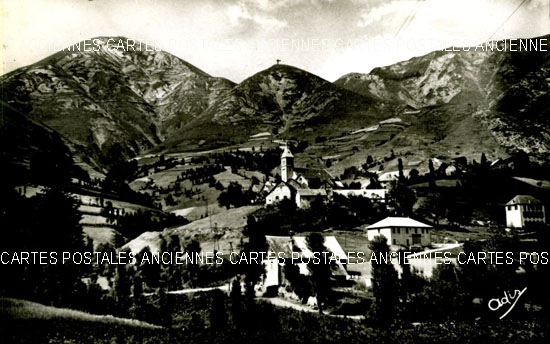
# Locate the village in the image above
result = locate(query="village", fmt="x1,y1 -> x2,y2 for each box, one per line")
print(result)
10,138 -> 549,319
237,145 -> 549,307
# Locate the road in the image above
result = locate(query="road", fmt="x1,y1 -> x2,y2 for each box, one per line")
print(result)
260,297 -> 365,320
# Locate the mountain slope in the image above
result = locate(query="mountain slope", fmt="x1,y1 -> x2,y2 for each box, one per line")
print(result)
1,37 -> 234,166
162,64 -> 389,151
334,36 -> 550,162
2,35 -> 549,175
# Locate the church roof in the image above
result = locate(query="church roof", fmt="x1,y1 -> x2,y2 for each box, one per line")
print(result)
367,217 -> 431,230
266,181 -> 297,196
281,146 -> 294,158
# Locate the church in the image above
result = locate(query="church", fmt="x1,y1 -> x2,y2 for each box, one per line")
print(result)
265,145 -> 328,208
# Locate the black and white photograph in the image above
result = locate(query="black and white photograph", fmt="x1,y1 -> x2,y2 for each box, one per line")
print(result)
1,0 -> 549,343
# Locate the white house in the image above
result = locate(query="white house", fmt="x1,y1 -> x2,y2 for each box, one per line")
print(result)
367,217 -> 432,248
505,195 -> 546,229
265,182 -> 296,206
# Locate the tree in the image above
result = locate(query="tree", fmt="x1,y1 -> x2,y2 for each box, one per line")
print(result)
157,287 -> 172,327
368,235 -> 399,326
367,155 -> 374,165
29,143 -> 73,187
284,261 -> 313,303
408,168 -> 419,184
209,289 -> 228,332
481,152 -> 488,166
184,240 -> 202,287
113,263 -> 132,317
130,272 -> 146,320
137,246 -> 160,288
388,181 -> 416,216
398,158 -> 404,183
416,193 -> 445,225
240,226 -> 267,303
426,263 -> 466,320
11,188 -> 89,308
306,232 -> 334,314
229,277 -> 243,327
217,182 -> 248,209
367,174 -> 382,189
428,159 -> 436,189
165,193 -> 177,207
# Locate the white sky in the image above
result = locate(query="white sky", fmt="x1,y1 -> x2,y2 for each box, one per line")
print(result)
1,0 -> 549,82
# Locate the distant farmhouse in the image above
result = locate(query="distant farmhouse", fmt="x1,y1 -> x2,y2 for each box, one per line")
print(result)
366,217 -> 432,248
505,195 -> 546,229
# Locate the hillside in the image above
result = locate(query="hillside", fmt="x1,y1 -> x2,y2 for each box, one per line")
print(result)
0,100 -> 81,182
2,35 -> 549,179
1,37 -> 234,167
1,298 -> 166,343
334,35 -> 550,165
161,64 -> 389,151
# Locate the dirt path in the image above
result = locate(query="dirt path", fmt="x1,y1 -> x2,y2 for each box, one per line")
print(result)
260,297 -> 365,320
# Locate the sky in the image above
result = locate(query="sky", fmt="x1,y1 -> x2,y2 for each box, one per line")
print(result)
1,0 -> 549,82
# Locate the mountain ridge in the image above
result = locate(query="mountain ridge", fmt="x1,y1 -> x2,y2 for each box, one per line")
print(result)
2,35 -> 549,176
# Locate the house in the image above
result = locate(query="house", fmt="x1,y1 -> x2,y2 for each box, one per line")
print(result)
262,235 -> 348,292
505,195 -> 546,229
379,170 -> 410,185
333,189 -> 387,202
265,182 -> 296,206
296,189 -> 328,208
444,165 -> 458,176
366,217 -> 432,248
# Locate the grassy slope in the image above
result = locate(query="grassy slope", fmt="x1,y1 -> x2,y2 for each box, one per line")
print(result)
1,298 -> 166,343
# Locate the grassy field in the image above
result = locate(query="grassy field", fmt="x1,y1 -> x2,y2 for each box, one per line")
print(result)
1,298 -> 166,343
124,205 -> 261,254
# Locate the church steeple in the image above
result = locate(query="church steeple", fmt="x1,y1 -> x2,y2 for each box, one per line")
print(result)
281,144 -> 294,182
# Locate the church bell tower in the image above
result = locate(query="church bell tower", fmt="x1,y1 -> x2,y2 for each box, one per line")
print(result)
281,145 -> 294,183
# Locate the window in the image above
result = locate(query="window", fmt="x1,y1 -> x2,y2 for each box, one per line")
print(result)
275,196 -> 279,200
406,228 -> 409,234
415,228 -> 418,234
392,228 -> 395,234
406,239 -> 410,246
412,234 -> 421,245
393,239 -> 396,245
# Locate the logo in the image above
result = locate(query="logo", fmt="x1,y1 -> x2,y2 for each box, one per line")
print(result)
488,287 -> 527,319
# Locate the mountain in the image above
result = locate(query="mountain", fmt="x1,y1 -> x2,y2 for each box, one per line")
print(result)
334,35 -> 550,163
2,35 -> 549,177
0,100 -> 72,182
1,37 -> 234,167
161,63 -> 389,151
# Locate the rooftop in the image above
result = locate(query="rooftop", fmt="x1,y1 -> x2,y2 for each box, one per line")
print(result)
367,217 -> 432,230
281,146 -> 294,158
296,189 -> 327,197
265,235 -> 348,275
506,195 -> 541,205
